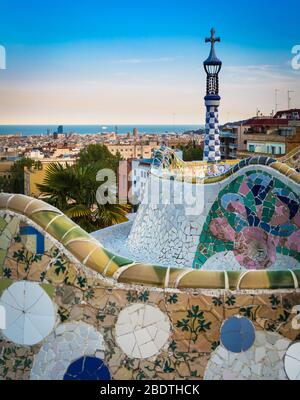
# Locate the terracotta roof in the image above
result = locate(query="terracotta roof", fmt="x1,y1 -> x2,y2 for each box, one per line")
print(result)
245,118 -> 289,126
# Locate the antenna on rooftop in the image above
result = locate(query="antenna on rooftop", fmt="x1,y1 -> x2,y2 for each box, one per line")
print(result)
274,89 -> 280,113
287,90 -> 294,110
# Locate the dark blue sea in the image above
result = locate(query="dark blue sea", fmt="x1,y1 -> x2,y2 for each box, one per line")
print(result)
0,125 -> 202,137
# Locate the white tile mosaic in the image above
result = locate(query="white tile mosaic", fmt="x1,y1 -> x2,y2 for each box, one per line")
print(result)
201,251 -> 300,271
0,281 -> 56,346
204,331 -> 291,380
115,304 -> 171,359
284,342 -> 300,380
30,322 -> 105,380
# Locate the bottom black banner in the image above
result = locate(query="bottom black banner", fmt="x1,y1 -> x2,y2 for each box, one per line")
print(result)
0,379 -> 295,398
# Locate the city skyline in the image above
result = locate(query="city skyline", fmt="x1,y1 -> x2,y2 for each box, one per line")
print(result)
0,0 -> 299,124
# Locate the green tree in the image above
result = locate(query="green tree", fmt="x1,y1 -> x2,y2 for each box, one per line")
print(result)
0,176 -> 11,192
10,157 -> 35,194
77,144 -> 122,172
179,142 -> 203,161
37,162 -> 130,232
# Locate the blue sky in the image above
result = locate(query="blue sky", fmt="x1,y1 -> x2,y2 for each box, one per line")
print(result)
0,0 -> 299,124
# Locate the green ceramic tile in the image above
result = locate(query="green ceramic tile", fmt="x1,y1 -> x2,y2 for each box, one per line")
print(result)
103,249 -> 133,267
31,210 -> 62,229
40,283 -> 55,299
0,249 -> 6,269
0,278 -> 13,295
267,271 -> 295,289
45,215 -> 77,241
61,226 -> 91,245
0,217 -> 7,232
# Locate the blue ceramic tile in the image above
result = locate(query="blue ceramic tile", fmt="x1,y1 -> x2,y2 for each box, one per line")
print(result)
63,356 -> 111,380
20,225 -> 45,254
66,357 -> 84,376
220,316 -> 255,353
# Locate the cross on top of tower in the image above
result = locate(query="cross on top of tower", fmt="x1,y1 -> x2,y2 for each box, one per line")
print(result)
204,27 -> 222,66
205,28 -> 220,45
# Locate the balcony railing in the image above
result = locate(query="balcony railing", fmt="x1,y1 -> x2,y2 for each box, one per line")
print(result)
219,131 -> 237,139
237,150 -> 283,158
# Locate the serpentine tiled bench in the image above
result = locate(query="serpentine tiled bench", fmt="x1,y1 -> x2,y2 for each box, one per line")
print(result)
1,192 -> 300,290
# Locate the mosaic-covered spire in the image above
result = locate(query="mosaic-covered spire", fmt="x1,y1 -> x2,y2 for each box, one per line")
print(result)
203,28 -> 222,163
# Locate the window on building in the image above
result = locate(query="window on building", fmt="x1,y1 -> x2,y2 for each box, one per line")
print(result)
249,144 -> 255,152
271,146 -> 276,155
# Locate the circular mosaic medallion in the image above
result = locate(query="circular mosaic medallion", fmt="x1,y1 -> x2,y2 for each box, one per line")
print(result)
63,356 -> 111,380
204,331 -> 290,380
115,304 -> 170,359
30,322 -> 105,380
220,316 -> 255,353
284,342 -> 300,380
0,281 -> 56,345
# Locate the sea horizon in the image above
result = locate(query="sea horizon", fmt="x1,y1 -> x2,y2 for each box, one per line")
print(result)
0,124 -> 203,137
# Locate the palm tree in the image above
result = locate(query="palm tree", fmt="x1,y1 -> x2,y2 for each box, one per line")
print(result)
37,162 -> 130,232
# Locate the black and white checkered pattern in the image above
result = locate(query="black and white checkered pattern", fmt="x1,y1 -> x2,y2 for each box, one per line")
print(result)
203,105 -> 221,162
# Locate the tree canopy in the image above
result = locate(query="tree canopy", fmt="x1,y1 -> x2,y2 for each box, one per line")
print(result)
9,157 -> 35,194
36,146 -> 130,232
178,142 -> 203,161
77,143 -> 122,172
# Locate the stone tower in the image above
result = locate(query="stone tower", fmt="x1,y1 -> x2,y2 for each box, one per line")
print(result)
203,28 -> 222,162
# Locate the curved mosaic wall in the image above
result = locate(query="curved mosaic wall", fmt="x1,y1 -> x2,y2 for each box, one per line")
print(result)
0,152 -> 299,380
128,159 -> 300,272
194,171 -> 300,270
152,146 -> 300,185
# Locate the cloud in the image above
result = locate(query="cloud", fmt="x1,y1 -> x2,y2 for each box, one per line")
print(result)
113,57 -> 176,64
224,64 -> 275,72
222,63 -> 299,84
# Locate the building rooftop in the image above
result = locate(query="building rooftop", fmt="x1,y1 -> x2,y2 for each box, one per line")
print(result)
245,117 -> 289,126
274,108 -> 300,119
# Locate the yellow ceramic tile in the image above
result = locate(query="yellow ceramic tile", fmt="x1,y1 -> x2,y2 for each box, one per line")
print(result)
25,199 -> 58,216
178,270 -> 225,289
238,271 -> 269,289
45,215 -> 77,241
65,239 -> 100,265
61,226 -> 91,245
103,260 -> 120,277
117,264 -> 167,287
6,194 -> 32,214
30,210 -> 62,229
0,193 -> 14,209
84,246 -> 115,274
167,268 -> 188,288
